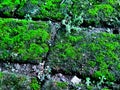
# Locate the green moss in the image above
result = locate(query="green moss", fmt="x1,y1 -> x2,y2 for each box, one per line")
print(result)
117,64 -> 120,70
68,35 -> 83,42
0,72 -> 3,78
0,18 -> 50,62
48,32 -> 120,82
0,72 -> 37,90
93,70 -> 115,81
61,0 -> 119,27
0,0 -> 119,27
54,42 -> 77,60
0,0 -> 26,16
87,85 -> 94,90
39,0 -> 63,20
30,0 -> 39,5
88,4 -> 114,17
56,82 -> 68,89
88,61 -> 96,68
42,80 -> 69,90
30,78 -> 40,90
65,45 -> 76,58
16,0 -> 64,20
102,88 -> 110,90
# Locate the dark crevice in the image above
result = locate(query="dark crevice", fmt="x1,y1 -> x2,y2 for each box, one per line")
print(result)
113,28 -> 119,34
0,59 -> 39,65
0,15 -> 62,23
0,14 -> 13,18
43,22 -> 60,65
0,15 -> 117,29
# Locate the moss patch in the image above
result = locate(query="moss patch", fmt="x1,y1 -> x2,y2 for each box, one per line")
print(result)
16,0 -> 64,20
0,71 -> 40,90
42,80 -> 69,90
0,0 -> 119,27
0,18 -> 50,62
48,32 -> 120,82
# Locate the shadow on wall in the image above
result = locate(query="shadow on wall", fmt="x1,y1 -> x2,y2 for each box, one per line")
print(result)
113,28 -> 119,34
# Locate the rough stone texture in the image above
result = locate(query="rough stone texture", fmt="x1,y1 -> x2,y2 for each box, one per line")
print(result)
0,62 -> 44,77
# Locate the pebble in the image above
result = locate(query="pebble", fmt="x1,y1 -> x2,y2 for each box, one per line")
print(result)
15,64 -> 20,70
71,76 -> 81,84
12,68 -> 15,72
32,65 -> 37,71
52,73 -> 68,82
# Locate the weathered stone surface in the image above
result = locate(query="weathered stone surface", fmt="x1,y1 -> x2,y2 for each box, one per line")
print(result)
0,1 -> 120,89
71,76 -> 81,84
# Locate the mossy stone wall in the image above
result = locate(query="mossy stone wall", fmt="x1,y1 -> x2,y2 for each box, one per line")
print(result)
0,71 -> 40,90
0,0 -> 119,27
48,32 -> 120,82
